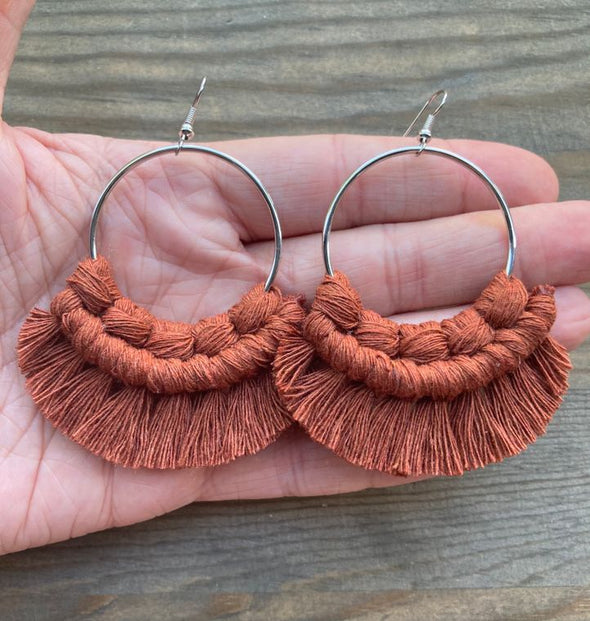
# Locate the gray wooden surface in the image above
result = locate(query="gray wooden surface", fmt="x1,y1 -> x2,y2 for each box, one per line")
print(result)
2,1 -> 590,619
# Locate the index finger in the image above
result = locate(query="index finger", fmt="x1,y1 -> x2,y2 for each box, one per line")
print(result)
194,134 -> 559,242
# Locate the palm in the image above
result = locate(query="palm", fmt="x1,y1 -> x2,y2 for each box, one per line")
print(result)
2,124 -> 416,554
2,5 -> 590,554
0,126 -> 303,550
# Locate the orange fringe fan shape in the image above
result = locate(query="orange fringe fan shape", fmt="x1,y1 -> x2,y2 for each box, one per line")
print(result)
274,271 -> 571,476
18,256 -> 304,468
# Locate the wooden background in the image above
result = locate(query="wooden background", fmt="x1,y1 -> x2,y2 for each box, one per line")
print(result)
2,1 -> 590,619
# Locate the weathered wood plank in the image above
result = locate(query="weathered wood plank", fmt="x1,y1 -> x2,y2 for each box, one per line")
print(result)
1,1 -> 589,619
4,587 -> 590,621
5,2 -> 590,204
1,391 -> 589,612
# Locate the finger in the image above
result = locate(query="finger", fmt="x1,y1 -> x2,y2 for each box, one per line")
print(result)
248,200 -> 590,315
213,135 -> 558,241
90,134 -> 559,242
389,286 -> 590,352
0,0 -> 36,122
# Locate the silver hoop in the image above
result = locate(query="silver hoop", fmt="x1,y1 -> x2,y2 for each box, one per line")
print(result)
322,145 -> 517,278
89,144 -> 282,292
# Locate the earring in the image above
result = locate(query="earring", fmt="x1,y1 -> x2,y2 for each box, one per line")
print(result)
17,78 -> 304,469
274,91 -> 571,477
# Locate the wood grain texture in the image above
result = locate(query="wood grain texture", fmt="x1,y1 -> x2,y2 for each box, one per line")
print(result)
1,1 -> 590,620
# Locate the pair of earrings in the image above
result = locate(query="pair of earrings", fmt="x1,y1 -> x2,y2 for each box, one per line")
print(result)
17,81 -> 571,477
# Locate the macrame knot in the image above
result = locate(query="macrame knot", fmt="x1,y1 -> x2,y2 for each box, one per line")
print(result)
399,322 -> 449,363
60,308 -> 103,364
474,272 -> 528,328
526,286 -> 557,329
145,324 -> 195,360
228,284 -> 282,334
191,316 -> 239,356
50,287 -> 83,316
442,309 -> 494,356
313,272 -> 362,331
355,309 -> 400,356
103,298 -> 154,346
66,256 -> 120,315
34,255 -> 305,393
298,271 -> 560,401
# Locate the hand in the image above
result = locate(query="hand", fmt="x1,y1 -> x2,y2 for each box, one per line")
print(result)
2,2 -> 589,555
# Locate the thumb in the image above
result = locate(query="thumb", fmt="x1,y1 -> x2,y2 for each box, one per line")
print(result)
0,0 -> 36,123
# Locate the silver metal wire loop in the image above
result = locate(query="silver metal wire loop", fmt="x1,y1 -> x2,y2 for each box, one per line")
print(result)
89,145 -> 282,291
323,146 -> 516,278
323,91 -> 517,278
89,80 -> 282,291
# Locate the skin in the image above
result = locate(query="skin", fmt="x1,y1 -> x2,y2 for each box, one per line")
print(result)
1,1 -> 590,555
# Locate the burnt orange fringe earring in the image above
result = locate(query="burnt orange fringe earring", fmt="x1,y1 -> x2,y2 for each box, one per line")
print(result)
17,78 -> 303,468
274,90 -> 571,477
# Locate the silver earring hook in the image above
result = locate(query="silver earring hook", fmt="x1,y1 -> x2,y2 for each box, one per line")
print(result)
402,89 -> 447,152
176,76 -> 207,154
